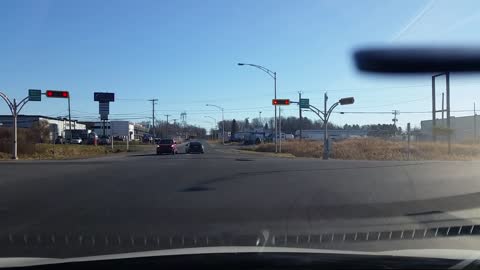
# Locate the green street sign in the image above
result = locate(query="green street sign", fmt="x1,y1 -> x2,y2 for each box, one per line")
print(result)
299,98 -> 309,108
28,89 -> 42,101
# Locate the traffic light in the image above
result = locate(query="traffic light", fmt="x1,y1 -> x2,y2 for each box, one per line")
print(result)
339,97 -> 354,105
46,90 -> 69,98
272,99 -> 290,105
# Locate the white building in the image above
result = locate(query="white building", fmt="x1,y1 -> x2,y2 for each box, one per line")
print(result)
92,121 -> 135,140
0,115 -> 86,141
294,129 -> 368,140
421,115 -> 480,143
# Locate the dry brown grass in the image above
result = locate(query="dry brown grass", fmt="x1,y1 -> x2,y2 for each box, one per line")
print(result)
254,138 -> 480,160
0,143 -> 155,160
17,144 -> 108,160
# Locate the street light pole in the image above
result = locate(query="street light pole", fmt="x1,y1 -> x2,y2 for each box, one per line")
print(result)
164,114 -> 171,138
206,104 -> 225,144
238,63 -> 277,152
205,116 -> 217,140
305,94 -> 354,160
274,71 -> 277,153
0,92 -> 30,160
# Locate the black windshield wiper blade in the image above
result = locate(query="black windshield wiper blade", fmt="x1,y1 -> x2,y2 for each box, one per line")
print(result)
354,46 -> 480,73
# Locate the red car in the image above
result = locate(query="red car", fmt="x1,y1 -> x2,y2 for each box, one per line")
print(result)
156,139 -> 178,155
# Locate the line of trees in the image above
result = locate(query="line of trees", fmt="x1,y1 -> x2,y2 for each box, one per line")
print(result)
213,117 -> 404,138
138,121 -> 207,138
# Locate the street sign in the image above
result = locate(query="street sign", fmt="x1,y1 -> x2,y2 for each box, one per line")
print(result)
46,90 -> 69,98
299,98 -> 309,108
272,99 -> 290,105
28,89 -> 41,101
94,92 -> 115,102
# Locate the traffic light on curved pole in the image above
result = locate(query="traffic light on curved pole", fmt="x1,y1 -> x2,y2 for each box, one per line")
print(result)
46,90 -> 69,98
272,99 -> 290,105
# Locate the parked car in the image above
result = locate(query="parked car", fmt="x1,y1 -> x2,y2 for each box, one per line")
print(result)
86,132 -> 98,145
156,139 -> 178,155
68,137 -> 83,144
185,141 -> 204,154
54,136 -> 65,144
98,135 -> 111,145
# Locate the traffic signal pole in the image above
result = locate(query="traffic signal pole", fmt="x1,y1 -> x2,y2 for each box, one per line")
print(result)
274,72 -> 278,153
299,91 -> 303,140
68,95 -> 72,142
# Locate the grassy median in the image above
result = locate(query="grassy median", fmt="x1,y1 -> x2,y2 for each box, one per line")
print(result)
0,143 -> 155,160
252,138 -> 480,161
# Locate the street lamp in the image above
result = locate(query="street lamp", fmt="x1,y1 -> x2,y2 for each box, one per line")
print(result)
322,94 -> 354,160
204,116 -> 217,140
206,104 -> 225,144
238,62 -> 278,152
305,94 -> 354,160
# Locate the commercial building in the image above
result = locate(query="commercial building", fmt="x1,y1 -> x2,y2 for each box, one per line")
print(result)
420,115 -> 480,143
87,121 -> 135,141
294,129 -> 368,140
0,115 -> 86,141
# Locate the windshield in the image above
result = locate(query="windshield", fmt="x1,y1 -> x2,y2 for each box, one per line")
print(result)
2,0 -> 480,266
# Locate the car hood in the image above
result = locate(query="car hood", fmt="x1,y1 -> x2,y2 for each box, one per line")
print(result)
2,246 -> 480,268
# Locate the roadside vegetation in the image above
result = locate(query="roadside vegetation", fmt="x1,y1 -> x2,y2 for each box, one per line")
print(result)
0,143 -> 155,160
252,138 -> 480,161
0,124 -> 154,160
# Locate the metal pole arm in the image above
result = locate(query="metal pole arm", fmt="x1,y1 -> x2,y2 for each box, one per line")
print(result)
326,102 -> 340,122
206,104 -> 224,111
243,64 -> 275,79
0,92 -> 14,114
17,96 -> 30,114
308,105 -> 325,121
305,107 -> 325,122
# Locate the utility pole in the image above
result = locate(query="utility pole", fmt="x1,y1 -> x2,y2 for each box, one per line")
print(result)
148,99 -> 158,143
446,72 -> 451,154
392,110 -> 399,136
432,76 -> 437,142
442,92 -> 445,121
299,91 -> 303,140
259,111 -> 262,125
474,102 -> 477,144
432,72 -> 451,151
68,95 -> 72,142
165,114 -> 171,138
279,107 -> 282,153
173,119 -> 178,137
407,123 -> 411,160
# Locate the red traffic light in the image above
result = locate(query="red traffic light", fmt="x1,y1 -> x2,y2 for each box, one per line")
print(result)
272,99 -> 290,105
46,90 -> 69,98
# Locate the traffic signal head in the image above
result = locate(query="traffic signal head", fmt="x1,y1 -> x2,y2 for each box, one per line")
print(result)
339,97 -> 354,105
272,99 -> 290,105
46,90 -> 69,98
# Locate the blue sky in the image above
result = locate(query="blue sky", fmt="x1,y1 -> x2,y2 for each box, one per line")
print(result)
2,0 -> 480,130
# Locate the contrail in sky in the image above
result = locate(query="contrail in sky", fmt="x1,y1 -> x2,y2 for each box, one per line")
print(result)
390,0 -> 436,42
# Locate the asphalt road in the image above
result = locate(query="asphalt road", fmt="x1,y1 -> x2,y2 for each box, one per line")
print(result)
2,141 -> 480,258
